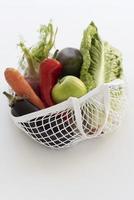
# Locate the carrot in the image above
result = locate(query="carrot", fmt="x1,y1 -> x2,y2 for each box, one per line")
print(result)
4,68 -> 45,109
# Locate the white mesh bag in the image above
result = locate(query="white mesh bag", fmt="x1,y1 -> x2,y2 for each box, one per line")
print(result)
10,79 -> 126,149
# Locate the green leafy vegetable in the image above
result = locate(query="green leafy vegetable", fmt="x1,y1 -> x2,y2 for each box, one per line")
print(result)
80,22 -> 104,91
18,22 -> 57,78
80,22 -> 123,91
103,42 -> 123,83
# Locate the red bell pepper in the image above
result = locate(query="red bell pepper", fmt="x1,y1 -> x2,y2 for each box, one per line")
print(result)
39,58 -> 62,107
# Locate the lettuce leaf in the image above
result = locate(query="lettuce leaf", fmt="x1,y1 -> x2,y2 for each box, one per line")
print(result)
80,22 -> 103,91
80,22 -> 123,91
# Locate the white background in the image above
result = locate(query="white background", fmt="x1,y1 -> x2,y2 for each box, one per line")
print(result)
0,0 -> 134,199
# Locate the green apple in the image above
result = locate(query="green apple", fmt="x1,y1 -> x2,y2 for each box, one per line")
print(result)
52,75 -> 87,103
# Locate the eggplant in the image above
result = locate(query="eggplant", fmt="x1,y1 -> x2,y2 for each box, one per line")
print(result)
3,92 -> 39,117
11,99 -> 39,117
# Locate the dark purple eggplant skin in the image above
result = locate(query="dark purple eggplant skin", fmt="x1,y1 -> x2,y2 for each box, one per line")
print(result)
11,99 -> 39,117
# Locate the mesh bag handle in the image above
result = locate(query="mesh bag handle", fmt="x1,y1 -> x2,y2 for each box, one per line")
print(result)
70,84 -> 111,139
70,97 -> 87,138
94,84 -> 110,137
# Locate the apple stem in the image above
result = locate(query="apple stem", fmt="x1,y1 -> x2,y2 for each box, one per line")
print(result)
58,77 -> 65,84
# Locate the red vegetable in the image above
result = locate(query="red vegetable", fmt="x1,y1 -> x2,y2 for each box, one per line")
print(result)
39,58 -> 62,107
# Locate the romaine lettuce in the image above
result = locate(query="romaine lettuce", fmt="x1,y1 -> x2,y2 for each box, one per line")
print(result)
80,22 -> 123,91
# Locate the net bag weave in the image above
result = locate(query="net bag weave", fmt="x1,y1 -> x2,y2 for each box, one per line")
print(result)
11,79 -> 126,149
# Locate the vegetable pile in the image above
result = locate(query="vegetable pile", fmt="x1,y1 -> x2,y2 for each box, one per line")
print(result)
4,21 -> 123,117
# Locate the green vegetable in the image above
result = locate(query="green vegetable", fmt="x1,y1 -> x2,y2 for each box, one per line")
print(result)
80,22 -> 103,91
80,22 -> 123,91
103,42 -> 123,83
18,22 -> 57,78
